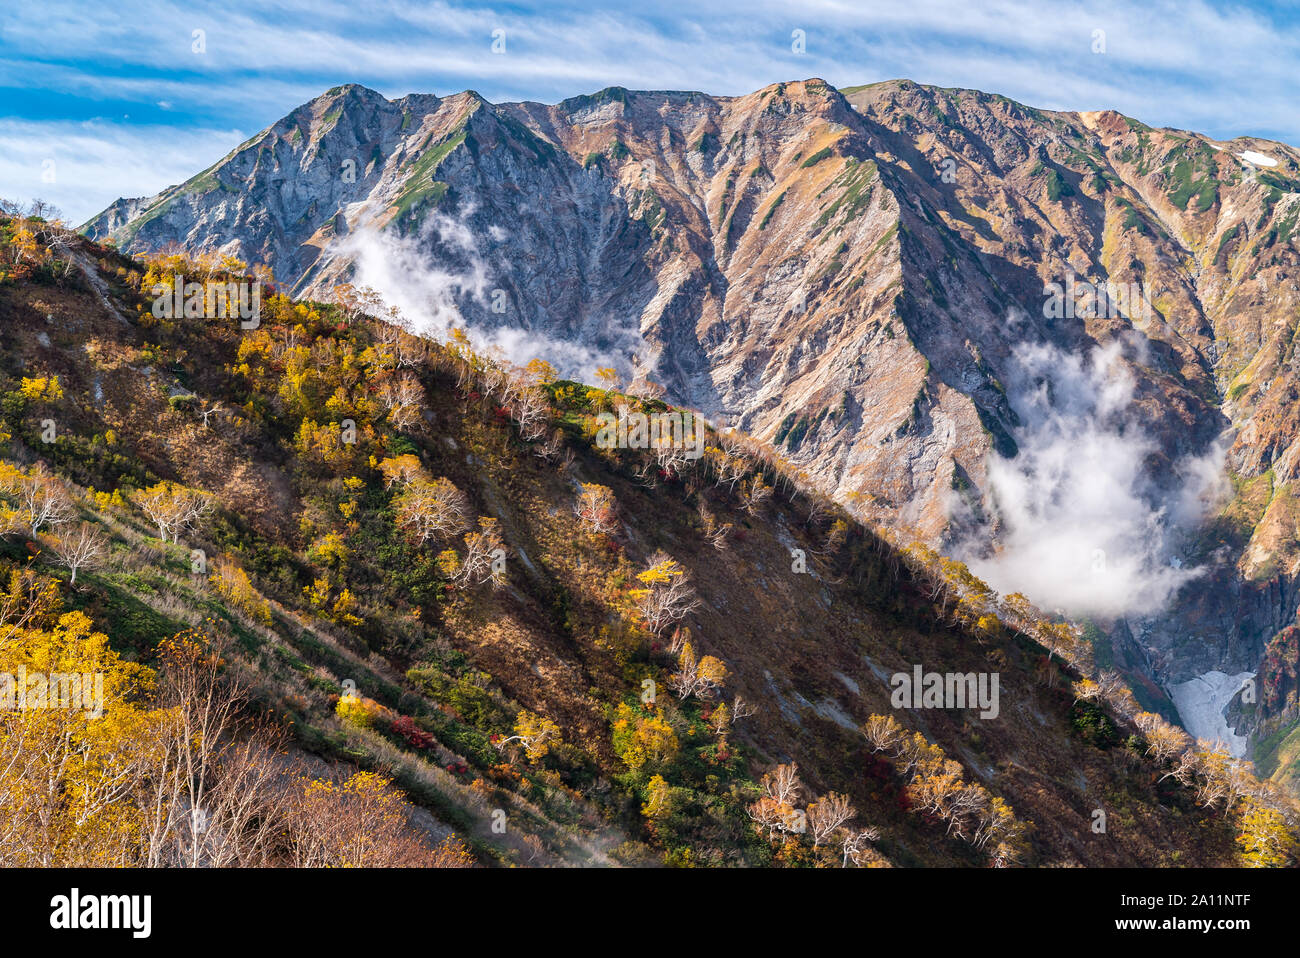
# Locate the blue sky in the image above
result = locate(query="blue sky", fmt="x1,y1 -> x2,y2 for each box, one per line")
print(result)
4,0 -> 1300,223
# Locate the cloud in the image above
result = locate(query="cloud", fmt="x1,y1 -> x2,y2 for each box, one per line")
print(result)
963,339 -> 1228,618
332,210 -> 644,383
7,1 -> 1299,223
0,118 -> 246,224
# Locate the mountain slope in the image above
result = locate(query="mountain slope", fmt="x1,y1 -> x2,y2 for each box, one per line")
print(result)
6,217 -> 1296,864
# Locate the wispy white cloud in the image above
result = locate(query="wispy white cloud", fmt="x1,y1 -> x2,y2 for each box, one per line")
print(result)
3,0 -> 1297,220
0,119 -> 246,225
964,340 -> 1228,618
337,211 -> 643,381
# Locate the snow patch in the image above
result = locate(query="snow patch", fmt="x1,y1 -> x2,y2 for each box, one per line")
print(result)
1238,150 -> 1278,167
1168,670 -> 1253,757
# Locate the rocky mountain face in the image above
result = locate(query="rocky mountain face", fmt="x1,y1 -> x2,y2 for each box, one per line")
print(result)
84,78 -> 1300,771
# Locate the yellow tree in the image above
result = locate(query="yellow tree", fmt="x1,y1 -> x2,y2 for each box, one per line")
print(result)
670,640 -> 728,699
209,555 -> 272,624
630,552 -> 699,634
378,453 -> 425,489
611,703 -> 679,771
642,774 -> 673,821
284,771 -> 471,867
525,358 -> 558,384
135,481 -> 212,544
0,607 -> 158,866
497,709 -> 561,763
1236,800 -> 1298,867
18,375 -> 63,402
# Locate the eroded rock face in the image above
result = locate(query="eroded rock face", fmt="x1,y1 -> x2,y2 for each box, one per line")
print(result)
85,77 -> 1300,705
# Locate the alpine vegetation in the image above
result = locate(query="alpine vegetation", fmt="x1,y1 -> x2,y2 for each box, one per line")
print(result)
595,404 -> 707,461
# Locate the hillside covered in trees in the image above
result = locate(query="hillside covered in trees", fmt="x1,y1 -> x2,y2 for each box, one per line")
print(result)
0,206 -> 1295,867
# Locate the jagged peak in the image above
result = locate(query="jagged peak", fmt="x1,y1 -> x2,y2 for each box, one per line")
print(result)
318,82 -> 389,102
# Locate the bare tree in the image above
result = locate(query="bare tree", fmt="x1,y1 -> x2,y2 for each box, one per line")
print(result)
395,330 -> 428,369
378,373 -> 426,432
138,637 -> 286,867
945,783 -> 991,840
43,224 -> 79,282
534,429 -> 566,463
1138,712 -> 1192,763
747,763 -> 806,840
862,713 -> 907,754
652,434 -> 693,477
747,796 -> 790,839
46,521 -> 108,584
765,763 -> 803,807
1184,745 -> 1248,811
396,477 -> 470,545
841,827 -> 881,867
198,398 -> 226,429
13,464 -> 75,538
575,483 -> 617,534
731,694 -> 758,724
634,552 -> 700,635
699,504 -> 732,551
741,474 -> 773,516
627,353 -> 666,401
332,283 -> 365,325
807,791 -> 856,847
709,446 -> 749,491
27,199 -> 59,219
510,383 -> 551,442
454,518 -> 507,590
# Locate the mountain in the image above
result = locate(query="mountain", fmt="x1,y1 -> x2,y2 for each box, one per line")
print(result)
83,77 -> 1300,793
6,216 -> 1297,864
